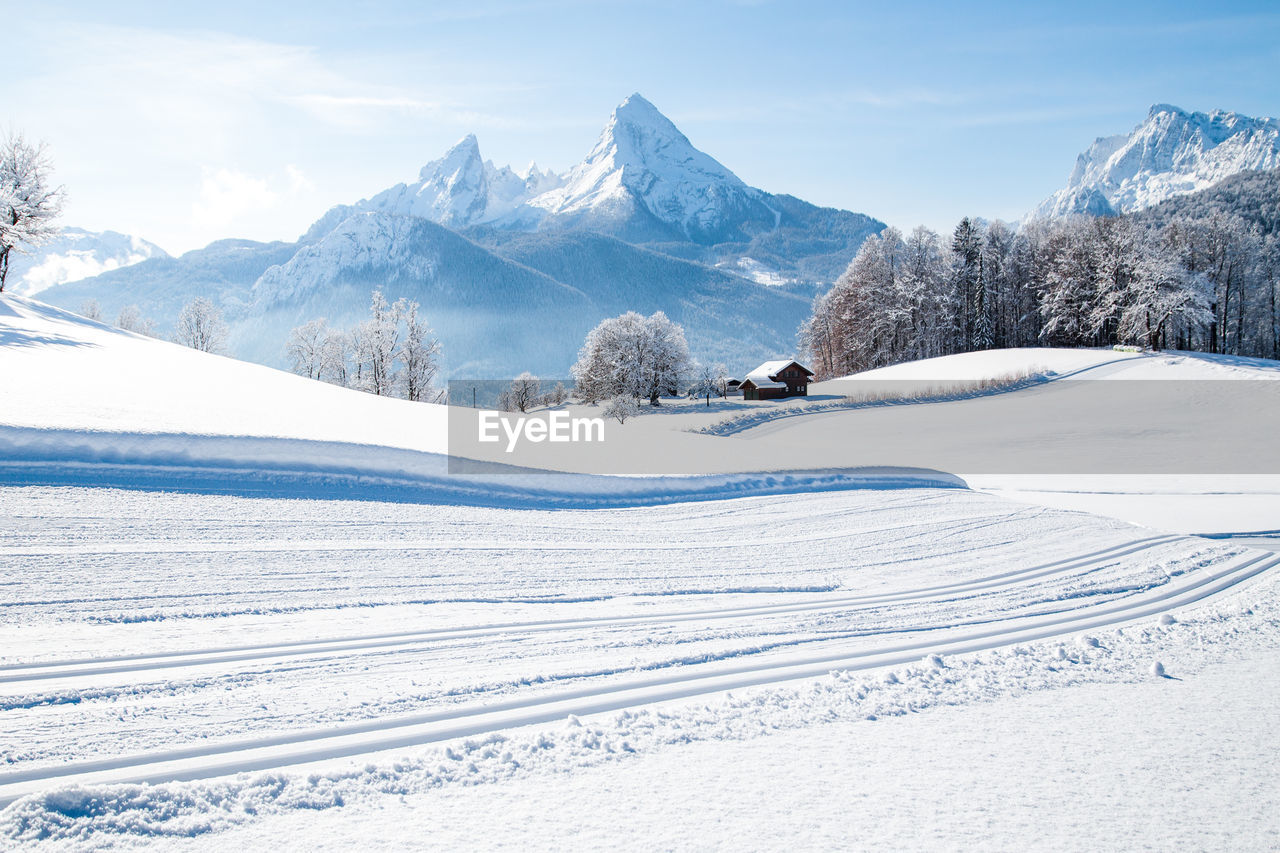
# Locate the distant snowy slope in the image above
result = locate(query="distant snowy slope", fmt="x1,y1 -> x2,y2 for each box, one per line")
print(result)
817,348 -> 1142,386
1035,104 -> 1280,218
239,212 -> 598,376
36,238 -> 302,338
4,228 -> 168,297
0,294 -> 447,451
471,229 -> 812,368
813,347 -> 1280,390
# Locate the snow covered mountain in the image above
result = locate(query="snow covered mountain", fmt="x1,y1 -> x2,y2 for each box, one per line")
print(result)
4,227 -> 168,296
526,93 -> 781,244
1035,104 -> 1280,218
327,93 -> 881,277
334,94 -> 780,244
39,93 -> 880,376
359,134 -> 563,228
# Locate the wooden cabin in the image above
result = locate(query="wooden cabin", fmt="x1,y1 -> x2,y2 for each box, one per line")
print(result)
739,360 -> 814,400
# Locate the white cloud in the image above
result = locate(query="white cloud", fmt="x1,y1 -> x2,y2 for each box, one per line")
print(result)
286,165 -> 316,195
192,168 -> 279,230
8,23 -> 515,251
17,252 -> 140,296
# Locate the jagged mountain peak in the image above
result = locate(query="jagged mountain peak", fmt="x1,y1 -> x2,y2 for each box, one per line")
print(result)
418,134 -> 482,181
591,92 -> 745,189
299,92 -> 879,262
360,133 -> 522,228
610,92 -> 683,135
530,93 -> 773,243
1035,104 -> 1280,219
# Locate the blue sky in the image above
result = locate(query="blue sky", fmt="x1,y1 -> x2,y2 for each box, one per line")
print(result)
9,0 -> 1280,253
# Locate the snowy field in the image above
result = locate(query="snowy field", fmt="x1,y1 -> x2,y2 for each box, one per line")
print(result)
4,484 -> 1278,847
2,294 -> 1279,848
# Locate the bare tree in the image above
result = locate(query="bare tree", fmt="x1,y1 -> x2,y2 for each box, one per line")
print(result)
0,133 -> 65,293
173,297 -> 228,353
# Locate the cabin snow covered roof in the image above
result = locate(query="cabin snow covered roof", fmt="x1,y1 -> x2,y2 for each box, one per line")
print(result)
740,375 -> 786,389
742,360 -> 813,388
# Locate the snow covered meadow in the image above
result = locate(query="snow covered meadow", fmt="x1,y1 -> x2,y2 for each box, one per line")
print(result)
2,294 -> 1279,848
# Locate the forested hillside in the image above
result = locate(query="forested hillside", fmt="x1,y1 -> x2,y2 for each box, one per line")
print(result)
802,169 -> 1280,378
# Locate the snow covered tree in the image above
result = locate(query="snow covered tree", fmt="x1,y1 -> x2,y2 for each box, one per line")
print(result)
951,217 -> 984,350
689,361 -> 718,406
116,304 -> 157,337
542,382 -> 569,406
897,226 -> 952,361
1036,218 -> 1099,346
571,310 -> 691,405
603,394 -> 640,424
292,292 -> 441,399
286,318 -> 328,380
1120,239 -> 1211,349
320,328 -> 351,387
801,228 -> 921,377
500,372 -> 541,413
640,311 -> 691,405
79,299 -> 102,322
173,297 -> 228,353
354,290 -> 400,396
0,134 -> 65,293
713,363 -> 730,398
399,300 -> 441,403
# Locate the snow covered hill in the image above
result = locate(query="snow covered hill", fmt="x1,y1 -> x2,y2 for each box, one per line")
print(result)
1034,104 -> 1280,218
0,293 -> 447,451
0,293 -> 948,505
4,287 -> 1280,847
3,227 -> 168,297
2,293 -> 1279,845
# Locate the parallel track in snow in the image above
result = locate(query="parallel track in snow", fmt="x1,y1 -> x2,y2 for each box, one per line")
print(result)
1,543 -> 1272,808
0,535 -> 1181,684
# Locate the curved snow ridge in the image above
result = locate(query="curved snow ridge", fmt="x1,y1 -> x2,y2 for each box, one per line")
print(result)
0,426 -> 964,508
0,548 -> 1272,809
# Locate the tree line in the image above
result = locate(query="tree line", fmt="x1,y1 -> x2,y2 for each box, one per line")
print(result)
287,291 -> 442,402
801,186 -> 1280,378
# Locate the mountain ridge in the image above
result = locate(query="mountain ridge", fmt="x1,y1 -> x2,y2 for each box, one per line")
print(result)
37,93 -> 885,376
1035,104 -> 1280,219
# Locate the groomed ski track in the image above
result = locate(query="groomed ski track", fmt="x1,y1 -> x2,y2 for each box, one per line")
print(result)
2,535 -> 1273,807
